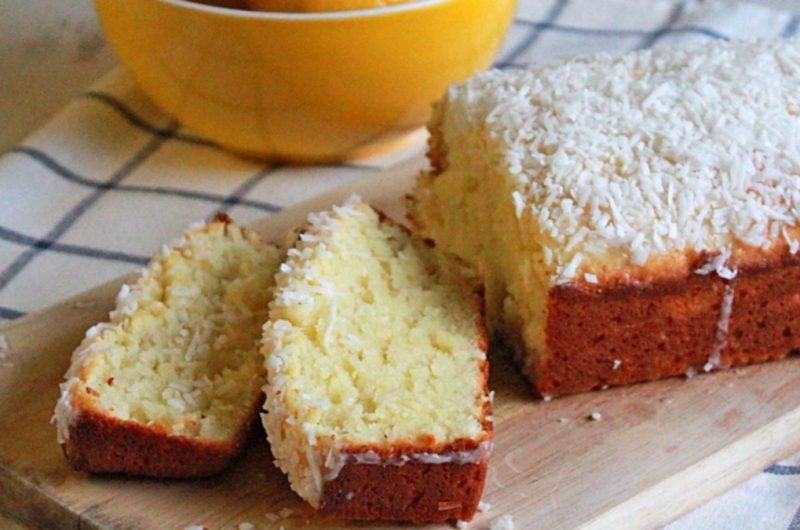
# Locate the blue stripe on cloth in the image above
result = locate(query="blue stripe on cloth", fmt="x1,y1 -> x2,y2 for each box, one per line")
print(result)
636,2 -> 686,49
0,306 -> 25,320
496,21 -> 728,69
82,91 -> 218,148
0,132 -> 169,291
499,0 -> 569,65
782,14 -> 800,37
81,91 -> 386,173
765,464 -> 800,476
8,146 -> 283,213
511,19 -> 729,41
789,504 -> 800,530
0,224 -> 149,265
215,165 -> 278,215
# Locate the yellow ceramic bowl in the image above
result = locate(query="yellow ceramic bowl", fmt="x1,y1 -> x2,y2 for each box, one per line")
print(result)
92,0 -> 516,162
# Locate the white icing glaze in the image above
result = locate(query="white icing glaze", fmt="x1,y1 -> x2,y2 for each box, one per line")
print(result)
340,440 -> 492,469
704,281 -> 736,372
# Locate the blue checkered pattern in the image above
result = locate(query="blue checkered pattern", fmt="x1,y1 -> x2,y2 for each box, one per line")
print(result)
2,1 -> 800,527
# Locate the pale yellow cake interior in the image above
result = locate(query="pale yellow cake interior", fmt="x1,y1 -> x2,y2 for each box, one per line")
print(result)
72,222 -> 281,441
413,157 -> 549,381
264,201 -> 488,448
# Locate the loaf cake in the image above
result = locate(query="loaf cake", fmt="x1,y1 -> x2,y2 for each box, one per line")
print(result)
53,215 -> 282,478
410,38 -> 800,397
262,197 -> 492,523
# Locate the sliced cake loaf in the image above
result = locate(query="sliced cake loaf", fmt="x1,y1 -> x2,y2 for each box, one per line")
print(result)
410,38 -> 800,397
53,215 -> 282,478
262,197 -> 492,523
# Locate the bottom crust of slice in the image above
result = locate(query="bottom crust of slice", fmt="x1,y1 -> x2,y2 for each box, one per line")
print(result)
319,460 -> 487,523
62,406 -> 254,479
522,257 -> 800,397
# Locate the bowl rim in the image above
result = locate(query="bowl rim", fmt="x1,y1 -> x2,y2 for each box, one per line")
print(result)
157,0 -> 451,20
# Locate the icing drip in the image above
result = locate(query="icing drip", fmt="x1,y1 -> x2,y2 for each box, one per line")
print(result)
322,441 -> 492,483
704,281 -> 736,372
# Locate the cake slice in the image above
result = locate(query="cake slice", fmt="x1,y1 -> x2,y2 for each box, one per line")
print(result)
262,197 -> 492,523
53,215 -> 282,478
411,38 -> 800,397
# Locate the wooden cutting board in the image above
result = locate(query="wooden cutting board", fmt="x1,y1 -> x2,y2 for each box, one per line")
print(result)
2,155 -> 800,530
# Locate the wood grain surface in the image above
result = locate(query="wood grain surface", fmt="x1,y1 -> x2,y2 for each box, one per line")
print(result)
2,155 -> 800,530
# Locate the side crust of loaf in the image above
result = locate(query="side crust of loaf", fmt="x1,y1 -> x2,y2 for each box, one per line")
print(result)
528,255 -> 800,397
320,457 -> 487,523
61,397 -> 257,478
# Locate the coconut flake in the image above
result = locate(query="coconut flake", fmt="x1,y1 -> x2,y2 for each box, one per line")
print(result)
489,514 -> 515,530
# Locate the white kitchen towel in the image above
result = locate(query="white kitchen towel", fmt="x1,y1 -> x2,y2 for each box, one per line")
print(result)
1,1 -> 799,528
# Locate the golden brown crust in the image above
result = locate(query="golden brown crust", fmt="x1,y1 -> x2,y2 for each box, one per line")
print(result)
319,459 -> 488,523
531,254 -> 800,397
62,398 -> 258,479
426,99 -> 448,175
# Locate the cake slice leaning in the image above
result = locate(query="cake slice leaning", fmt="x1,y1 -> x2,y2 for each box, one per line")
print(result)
262,197 -> 492,523
53,215 -> 282,478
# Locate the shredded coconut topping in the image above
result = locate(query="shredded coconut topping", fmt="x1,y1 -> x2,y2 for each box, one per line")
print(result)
440,38 -> 800,281
694,248 -> 737,280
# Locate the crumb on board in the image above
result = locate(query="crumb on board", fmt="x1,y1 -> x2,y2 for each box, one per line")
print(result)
183,526 -> 206,530
601,384 -> 609,390
685,366 -> 698,379
557,417 -> 569,424
478,501 -> 491,513
489,514 -> 515,530
542,395 -> 553,402
456,520 -> 469,529
589,411 -> 603,421
503,452 -> 523,474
